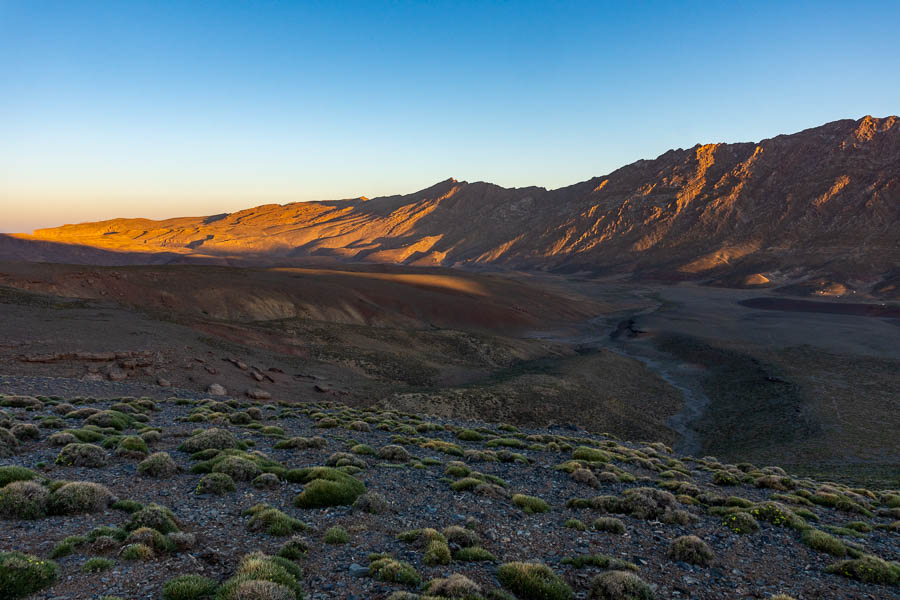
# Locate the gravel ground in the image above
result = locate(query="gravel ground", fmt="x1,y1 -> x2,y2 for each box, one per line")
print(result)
0,379 -> 898,600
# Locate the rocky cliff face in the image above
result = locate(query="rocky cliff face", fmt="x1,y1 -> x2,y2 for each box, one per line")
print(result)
19,116 -> 900,290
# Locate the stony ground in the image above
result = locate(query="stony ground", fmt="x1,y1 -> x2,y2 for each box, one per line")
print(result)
0,383 -> 899,600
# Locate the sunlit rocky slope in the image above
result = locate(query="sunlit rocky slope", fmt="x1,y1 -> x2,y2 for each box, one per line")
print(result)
13,116 -> 899,292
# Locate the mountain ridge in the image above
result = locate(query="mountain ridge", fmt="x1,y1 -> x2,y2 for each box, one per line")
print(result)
12,115 -> 900,293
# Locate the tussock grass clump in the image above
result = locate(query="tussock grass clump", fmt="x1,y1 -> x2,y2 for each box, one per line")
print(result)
572,467 -> 601,488
252,473 -> 280,489
398,527 -> 446,544
844,520 -> 873,533
350,443 -> 374,455
564,518 -> 586,531
120,543 -> 154,560
287,467 -> 365,508
668,535 -> 714,567
178,428 -> 238,453
115,436 -> 149,458
589,570 -> 654,600
11,423 -> 39,440
324,526 -> 349,544
824,554 -> 900,585
82,557 -> 114,573
125,527 -> 174,552
755,475 -> 795,491
444,462 -> 472,478
369,556 -> 420,586
377,445 -> 411,462
85,410 -> 133,431
354,491 -> 391,514
128,503 -> 179,534
593,517 -> 626,534
801,529 -> 847,556
573,446 -> 609,463
138,452 -> 179,478
217,552 -> 304,600
562,554 -> 637,571
277,537 -> 309,560
0,481 -> 48,519
453,546 -> 496,562
325,452 -> 367,469
622,487 -> 678,520
424,539 -> 451,565
425,573 -> 483,597
0,466 -> 37,488
246,504 -> 307,536
161,574 -> 219,600
347,420 -> 371,432
455,429 -> 484,441
512,493 -> 550,514
196,472 -> 236,495
421,439 -> 463,456
47,432 -> 78,447
213,456 -> 262,481
0,428 -> 19,457
0,551 -> 59,599
497,562 -> 573,600
56,443 -> 108,467
749,502 -> 809,530
443,525 -> 480,547
48,481 -> 112,515
274,435 -> 328,450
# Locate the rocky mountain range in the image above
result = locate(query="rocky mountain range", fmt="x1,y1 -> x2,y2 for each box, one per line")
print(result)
8,115 -> 899,293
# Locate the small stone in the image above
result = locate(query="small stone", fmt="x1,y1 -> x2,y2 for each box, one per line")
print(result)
349,564 -> 369,578
207,383 -> 227,396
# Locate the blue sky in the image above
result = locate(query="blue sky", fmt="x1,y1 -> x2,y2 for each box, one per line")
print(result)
2,0 -> 898,232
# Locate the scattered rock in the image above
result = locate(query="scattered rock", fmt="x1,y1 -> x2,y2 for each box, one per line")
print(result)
207,383 -> 227,396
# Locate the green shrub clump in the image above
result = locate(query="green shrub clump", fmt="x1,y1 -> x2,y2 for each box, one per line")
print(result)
196,473 -> 236,495
722,511 -> 759,534
572,446 -> 609,463
287,467 -> 365,508
138,452 -> 179,478
0,481 -> 48,519
0,466 -> 37,487
82,557 -> 115,573
56,443 -> 108,467
161,574 -> 219,600
589,570 -> 655,600
246,504 -> 307,536
47,481 -> 112,515
216,552 -> 303,600
668,535 -> 714,567
497,562 -> 573,600
0,551 -> 59,599
369,556 -> 420,586
512,493 -> 551,514
824,554 -> 900,585
593,517 -> 626,534
802,529 -> 847,557
178,428 -> 238,453
324,526 -> 349,544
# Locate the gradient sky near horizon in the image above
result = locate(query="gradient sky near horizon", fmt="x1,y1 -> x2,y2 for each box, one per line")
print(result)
2,1 -> 899,233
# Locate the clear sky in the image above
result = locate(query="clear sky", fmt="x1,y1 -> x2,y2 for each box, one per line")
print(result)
2,1 -> 898,233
